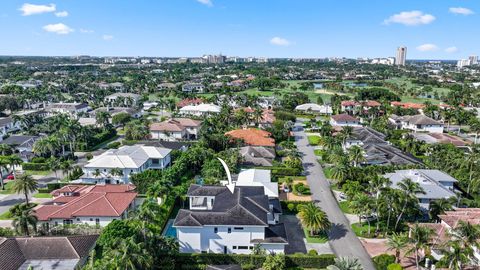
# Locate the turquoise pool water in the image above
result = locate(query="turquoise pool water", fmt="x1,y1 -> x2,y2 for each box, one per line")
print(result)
163,220 -> 177,238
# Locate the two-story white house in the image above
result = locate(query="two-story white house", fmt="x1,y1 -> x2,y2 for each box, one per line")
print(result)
383,169 -> 457,210
82,145 -> 171,184
389,114 -> 444,133
46,103 -> 90,118
35,184 -> 137,230
174,184 -> 287,254
179,103 -> 221,117
149,118 -> 202,141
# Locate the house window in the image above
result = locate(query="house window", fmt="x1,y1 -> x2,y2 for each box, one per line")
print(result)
232,246 -> 237,249
214,227 -> 218,233
234,227 -> 243,230
76,218 -> 80,221
238,246 -> 249,250
90,218 -> 93,221
152,159 -> 159,164
95,218 -> 100,225
228,228 -> 231,234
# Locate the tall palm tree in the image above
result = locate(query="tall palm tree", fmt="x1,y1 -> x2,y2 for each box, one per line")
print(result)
7,154 -> 23,179
47,157 -> 61,181
297,202 -> 331,236
0,157 -> 9,190
439,241 -> 474,270
350,193 -> 374,235
11,203 -> 38,236
330,162 -> 350,187
387,232 -> 408,263
407,223 -> 434,270
428,198 -> 453,221
347,145 -> 365,167
105,237 -> 153,269
0,144 -> 12,155
339,126 -> 354,146
449,221 -> 480,250
12,174 -> 38,205
394,178 -> 426,230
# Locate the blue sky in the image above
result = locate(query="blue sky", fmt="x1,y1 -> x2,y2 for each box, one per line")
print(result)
0,0 -> 478,59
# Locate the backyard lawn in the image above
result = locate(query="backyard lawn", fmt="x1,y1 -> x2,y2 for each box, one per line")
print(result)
24,170 -> 51,176
351,221 -> 382,238
33,193 -> 53,199
0,181 -> 15,195
303,228 -> 328,244
307,135 -> 321,145
338,201 -> 353,214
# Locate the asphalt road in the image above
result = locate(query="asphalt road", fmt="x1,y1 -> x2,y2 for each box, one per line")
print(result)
294,119 -> 375,270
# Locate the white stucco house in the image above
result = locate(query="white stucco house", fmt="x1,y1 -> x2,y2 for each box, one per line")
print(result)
383,169 -> 457,210
174,184 -> 287,255
46,103 -> 90,118
179,103 -> 221,116
389,114 -> 444,133
81,145 -> 171,184
295,103 -> 333,115
35,184 -> 137,230
233,169 -> 278,198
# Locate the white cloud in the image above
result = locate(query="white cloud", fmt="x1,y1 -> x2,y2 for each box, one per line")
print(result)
102,35 -> 114,41
197,0 -> 213,7
19,3 -> 56,16
270,37 -> 291,46
416,43 -> 439,52
42,23 -> 74,35
80,28 -> 94,33
55,11 -> 68,17
384,10 -> 435,26
449,7 -> 474,16
445,46 -> 458,53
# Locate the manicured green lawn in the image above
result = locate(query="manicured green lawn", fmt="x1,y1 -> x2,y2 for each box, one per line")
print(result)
314,149 -> 323,156
33,193 -> 53,199
338,201 -> 352,214
307,135 -> 321,145
303,228 -> 329,244
0,210 -> 12,220
323,167 -> 333,179
0,181 -> 15,195
24,170 -> 51,176
351,221 -> 378,238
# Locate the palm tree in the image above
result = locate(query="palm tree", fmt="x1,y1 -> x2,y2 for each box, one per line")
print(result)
47,157 -> 61,181
7,155 -> 23,179
439,241 -> 473,270
347,145 -> 365,167
11,203 -> 38,236
12,174 -> 38,205
95,111 -> 111,129
350,193 -> 374,235
0,144 -> 12,155
0,157 -> 9,190
105,237 -> 153,269
428,198 -> 453,221
326,257 -> 363,270
297,202 -> 331,236
449,221 -> 480,250
407,223 -> 434,270
330,162 -> 350,187
339,126 -> 353,146
387,232 -> 408,263
60,160 -> 73,180
394,178 -> 426,230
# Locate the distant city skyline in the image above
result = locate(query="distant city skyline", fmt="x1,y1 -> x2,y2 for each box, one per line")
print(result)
0,0 -> 479,59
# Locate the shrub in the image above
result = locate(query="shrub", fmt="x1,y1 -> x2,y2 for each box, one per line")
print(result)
107,141 -> 121,149
263,254 -> 285,270
22,162 -> 49,171
31,157 -> 47,163
241,263 -> 255,270
308,249 -> 318,256
287,203 -> 295,212
85,153 -> 93,160
387,263 -> 403,270
373,254 -> 396,270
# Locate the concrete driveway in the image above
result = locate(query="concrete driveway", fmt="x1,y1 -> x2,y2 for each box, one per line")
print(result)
294,119 -> 375,270
282,215 -> 307,254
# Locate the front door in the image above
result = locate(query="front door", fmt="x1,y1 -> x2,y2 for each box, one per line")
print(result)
223,246 -> 227,254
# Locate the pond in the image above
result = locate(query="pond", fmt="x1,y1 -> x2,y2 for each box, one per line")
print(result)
313,83 -> 324,89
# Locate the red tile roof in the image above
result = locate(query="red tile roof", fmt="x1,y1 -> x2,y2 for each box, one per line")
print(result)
341,101 -> 358,106
177,98 -> 204,108
363,100 -> 381,107
331,113 -> 359,122
36,184 -> 137,221
390,101 -> 425,110
261,109 -> 276,124
225,128 -> 275,147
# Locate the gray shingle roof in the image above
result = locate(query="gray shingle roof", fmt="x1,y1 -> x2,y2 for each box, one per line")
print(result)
239,146 -> 275,167
175,185 -> 270,227
251,223 -> 288,244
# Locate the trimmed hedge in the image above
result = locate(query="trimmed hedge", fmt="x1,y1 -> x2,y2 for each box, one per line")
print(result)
170,253 -> 336,269
22,162 -> 49,171
373,254 -> 396,270
271,167 -> 302,177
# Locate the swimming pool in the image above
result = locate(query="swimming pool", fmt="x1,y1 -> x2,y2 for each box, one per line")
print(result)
162,219 -> 177,238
